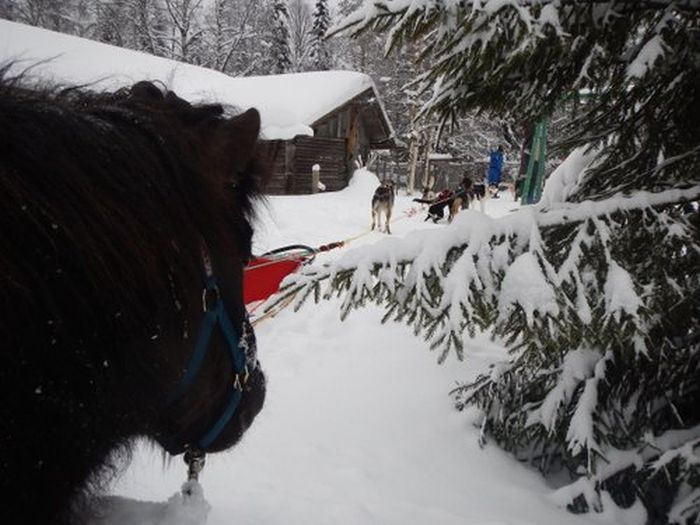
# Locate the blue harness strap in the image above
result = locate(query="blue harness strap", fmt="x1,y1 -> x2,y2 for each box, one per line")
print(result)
168,275 -> 249,450
198,385 -> 242,449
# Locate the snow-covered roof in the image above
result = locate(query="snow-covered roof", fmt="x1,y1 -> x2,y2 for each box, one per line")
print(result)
0,19 -> 394,141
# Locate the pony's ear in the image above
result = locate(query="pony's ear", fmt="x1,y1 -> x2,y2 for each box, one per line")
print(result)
130,81 -> 164,101
214,108 -> 261,175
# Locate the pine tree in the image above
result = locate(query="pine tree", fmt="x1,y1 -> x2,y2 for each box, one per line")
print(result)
309,0 -> 331,70
283,2 -> 700,522
270,0 -> 291,74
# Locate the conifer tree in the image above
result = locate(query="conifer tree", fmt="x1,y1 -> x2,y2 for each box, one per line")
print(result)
283,2 -> 700,522
309,0 -> 331,70
271,0 -> 291,74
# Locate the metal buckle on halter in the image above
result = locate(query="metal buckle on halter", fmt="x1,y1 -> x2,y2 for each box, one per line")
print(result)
233,365 -> 250,391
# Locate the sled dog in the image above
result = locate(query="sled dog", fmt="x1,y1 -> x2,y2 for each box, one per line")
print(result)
371,180 -> 396,234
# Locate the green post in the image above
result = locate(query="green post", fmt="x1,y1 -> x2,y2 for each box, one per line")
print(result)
520,118 -> 548,205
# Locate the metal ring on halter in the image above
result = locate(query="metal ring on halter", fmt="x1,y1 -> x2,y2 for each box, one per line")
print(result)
184,446 -> 206,481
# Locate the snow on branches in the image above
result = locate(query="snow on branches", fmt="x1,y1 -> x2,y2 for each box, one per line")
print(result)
323,0 -> 700,521
271,157 -> 700,521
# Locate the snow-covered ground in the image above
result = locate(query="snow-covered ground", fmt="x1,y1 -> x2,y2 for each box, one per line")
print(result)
104,170 -> 633,525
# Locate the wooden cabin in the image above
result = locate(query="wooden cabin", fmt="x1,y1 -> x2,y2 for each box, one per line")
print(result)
251,73 -> 398,194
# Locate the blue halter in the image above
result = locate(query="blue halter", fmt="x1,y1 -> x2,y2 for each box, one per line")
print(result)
167,271 -> 253,452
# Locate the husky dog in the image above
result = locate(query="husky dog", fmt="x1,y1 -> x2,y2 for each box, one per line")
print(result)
480,179 -> 523,202
371,180 -> 396,234
416,177 -> 475,224
413,189 -> 450,223
420,185 -> 436,202
467,182 -> 500,212
447,177 -> 475,222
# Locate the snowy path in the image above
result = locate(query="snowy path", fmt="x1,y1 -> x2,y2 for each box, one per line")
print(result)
107,171 -> 622,525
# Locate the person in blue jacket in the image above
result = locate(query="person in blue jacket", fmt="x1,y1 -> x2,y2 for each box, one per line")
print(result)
487,145 -> 505,198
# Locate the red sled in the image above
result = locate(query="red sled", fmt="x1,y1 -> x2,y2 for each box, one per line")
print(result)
243,245 -> 316,306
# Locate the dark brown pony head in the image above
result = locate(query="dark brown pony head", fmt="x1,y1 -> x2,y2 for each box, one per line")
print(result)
0,76 -> 267,523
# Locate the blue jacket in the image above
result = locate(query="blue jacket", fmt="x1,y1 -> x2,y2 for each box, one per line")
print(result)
488,150 -> 504,185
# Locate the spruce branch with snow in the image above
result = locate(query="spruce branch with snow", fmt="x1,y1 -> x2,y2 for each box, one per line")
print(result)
280,178 -> 700,523
283,1 -> 700,522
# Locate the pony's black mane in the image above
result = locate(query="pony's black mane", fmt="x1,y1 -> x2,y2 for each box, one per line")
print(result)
0,72 -> 267,524
1,75 -> 261,329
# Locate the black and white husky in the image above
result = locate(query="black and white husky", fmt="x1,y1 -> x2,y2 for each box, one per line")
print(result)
466,182 -> 504,211
371,181 -> 396,234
